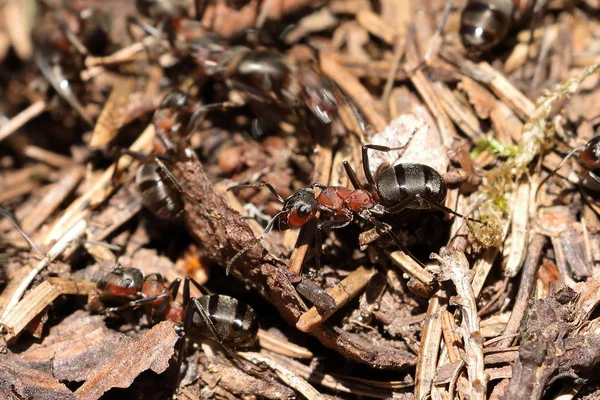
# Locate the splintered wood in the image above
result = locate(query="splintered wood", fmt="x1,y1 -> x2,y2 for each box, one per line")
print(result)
5,0 -> 600,399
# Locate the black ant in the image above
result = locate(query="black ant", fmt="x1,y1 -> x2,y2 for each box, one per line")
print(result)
193,37 -> 351,131
110,89 -> 227,220
537,136 -> 600,198
94,266 -> 259,386
226,143 -> 486,275
128,18 -> 353,137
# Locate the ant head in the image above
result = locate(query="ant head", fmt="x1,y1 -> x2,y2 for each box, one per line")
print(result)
99,267 -> 144,295
580,137 -> 600,171
279,188 -> 318,230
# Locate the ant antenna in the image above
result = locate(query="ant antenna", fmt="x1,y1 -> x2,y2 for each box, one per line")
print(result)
225,210 -> 285,275
535,144 -> 585,201
227,182 -> 285,203
0,206 -> 45,260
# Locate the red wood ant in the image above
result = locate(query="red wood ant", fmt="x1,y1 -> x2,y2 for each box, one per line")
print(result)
94,266 -> 259,386
111,89 -> 228,220
131,22 -> 354,136
226,143 -> 486,275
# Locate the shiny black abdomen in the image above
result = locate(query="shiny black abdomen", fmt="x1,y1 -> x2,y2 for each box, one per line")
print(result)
460,0 -> 515,51
136,163 -> 184,220
189,295 -> 259,348
376,163 -> 447,209
233,50 -> 292,105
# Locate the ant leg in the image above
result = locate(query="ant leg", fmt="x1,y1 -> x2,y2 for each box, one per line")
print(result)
168,278 -> 182,298
342,161 -> 363,190
386,194 -> 487,225
174,296 -> 197,390
144,273 -> 164,283
187,276 -> 209,296
535,144 -> 584,201
368,218 -> 428,269
314,214 -> 354,270
406,0 -> 454,75
0,206 -> 45,260
105,292 -> 170,312
182,276 -> 209,309
149,155 -> 207,215
361,143 -> 417,190
226,210 -> 285,275
189,298 -> 258,374
227,181 -> 285,203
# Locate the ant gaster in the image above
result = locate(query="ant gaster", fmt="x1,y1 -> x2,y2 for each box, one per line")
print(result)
95,266 -> 259,384
226,144 -> 484,275
460,0 -> 536,52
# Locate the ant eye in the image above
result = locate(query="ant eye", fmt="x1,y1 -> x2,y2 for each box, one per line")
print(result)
287,205 -> 315,228
232,319 -> 243,330
296,204 -> 312,217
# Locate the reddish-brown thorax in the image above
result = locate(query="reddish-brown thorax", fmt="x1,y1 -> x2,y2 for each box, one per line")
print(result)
141,279 -> 183,323
316,187 -> 375,214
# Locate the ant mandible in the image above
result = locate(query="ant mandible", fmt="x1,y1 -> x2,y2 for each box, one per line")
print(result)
226,143 -> 486,275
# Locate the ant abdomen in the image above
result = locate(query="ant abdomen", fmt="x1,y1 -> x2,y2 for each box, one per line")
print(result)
190,295 -> 259,348
136,163 -> 184,220
460,0 -> 534,52
376,163 -> 447,209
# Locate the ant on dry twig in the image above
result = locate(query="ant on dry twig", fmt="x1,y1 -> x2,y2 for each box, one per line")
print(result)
227,143 -> 487,275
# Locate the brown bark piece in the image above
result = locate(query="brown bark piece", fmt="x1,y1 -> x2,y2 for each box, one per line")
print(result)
19,310 -> 133,382
174,153 -> 416,369
74,321 -> 178,400
0,355 -> 75,400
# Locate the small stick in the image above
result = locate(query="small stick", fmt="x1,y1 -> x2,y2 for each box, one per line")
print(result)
0,100 -> 45,143
321,54 -> 387,132
1,278 -> 97,343
381,34 -> 406,107
257,329 -> 313,359
255,0 -> 276,29
20,166 -> 85,234
85,36 -> 165,68
495,234 -> 546,348
405,35 -> 457,147
356,10 -> 398,45
414,295 -> 444,400
0,220 -> 87,322
23,145 -> 73,168
387,250 -> 435,287
266,352 -> 412,397
43,124 -> 155,245
4,0 -> 32,60
296,266 -> 375,332
432,248 -> 487,400
504,177 -> 530,277
238,352 -> 325,400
